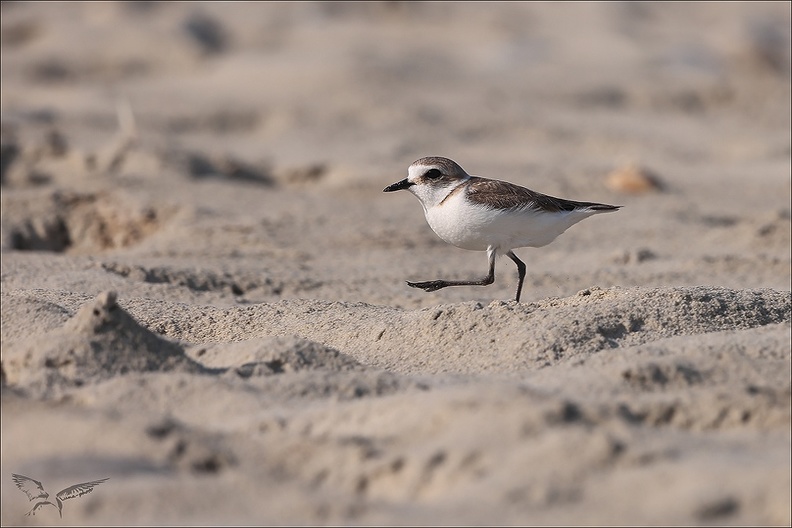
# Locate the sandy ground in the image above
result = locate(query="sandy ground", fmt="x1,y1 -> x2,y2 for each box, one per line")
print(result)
1,2 -> 790,526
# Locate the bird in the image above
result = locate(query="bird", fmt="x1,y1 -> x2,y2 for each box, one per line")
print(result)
12,473 -> 109,518
383,156 -> 620,302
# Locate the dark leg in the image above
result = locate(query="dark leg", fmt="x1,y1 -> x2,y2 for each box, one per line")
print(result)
408,248 -> 497,293
506,250 -> 526,302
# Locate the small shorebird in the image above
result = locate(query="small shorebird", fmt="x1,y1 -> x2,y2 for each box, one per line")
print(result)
383,156 -> 620,302
12,473 -> 109,518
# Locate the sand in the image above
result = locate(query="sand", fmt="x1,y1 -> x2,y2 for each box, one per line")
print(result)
1,2 -> 790,526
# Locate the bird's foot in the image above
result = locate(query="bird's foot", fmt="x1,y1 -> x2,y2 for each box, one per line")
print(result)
406,280 -> 448,292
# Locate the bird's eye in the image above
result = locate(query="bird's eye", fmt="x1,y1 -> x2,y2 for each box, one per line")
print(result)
424,168 -> 442,180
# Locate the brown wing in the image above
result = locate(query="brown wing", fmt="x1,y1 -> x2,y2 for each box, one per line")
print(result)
465,177 -> 619,213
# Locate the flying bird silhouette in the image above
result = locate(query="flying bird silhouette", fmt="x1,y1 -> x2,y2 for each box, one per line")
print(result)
12,473 -> 109,518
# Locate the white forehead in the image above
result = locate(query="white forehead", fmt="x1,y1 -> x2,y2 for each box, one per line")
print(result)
407,163 -> 433,181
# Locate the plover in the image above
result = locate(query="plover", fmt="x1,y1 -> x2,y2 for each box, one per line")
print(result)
383,156 -> 620,302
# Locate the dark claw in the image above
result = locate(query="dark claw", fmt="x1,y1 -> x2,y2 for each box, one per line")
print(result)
406,280 -> 447,292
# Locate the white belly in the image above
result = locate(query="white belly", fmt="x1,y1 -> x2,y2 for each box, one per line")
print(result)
424,193 -> 596,252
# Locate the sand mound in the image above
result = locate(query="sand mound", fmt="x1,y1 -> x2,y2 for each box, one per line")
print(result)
132,286 -> 791,374
1,291 -> 206,395
0,290 -> 425,404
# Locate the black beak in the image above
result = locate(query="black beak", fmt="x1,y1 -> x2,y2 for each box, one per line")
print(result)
383,178 -> 413,192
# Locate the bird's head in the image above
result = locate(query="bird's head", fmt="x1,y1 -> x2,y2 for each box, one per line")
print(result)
383,156 -> 470,210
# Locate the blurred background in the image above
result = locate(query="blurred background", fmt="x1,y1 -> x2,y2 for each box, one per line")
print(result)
2,2 -> 789,172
